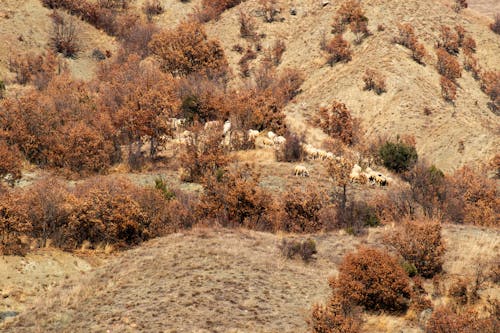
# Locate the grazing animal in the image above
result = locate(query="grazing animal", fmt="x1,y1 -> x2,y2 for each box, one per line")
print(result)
350,164 -> 363,182
274,136 -> 286,145
223,120 -> 231,136
294,165 -> 310,177
267,131 -> 277,140
248,129 -> 260,141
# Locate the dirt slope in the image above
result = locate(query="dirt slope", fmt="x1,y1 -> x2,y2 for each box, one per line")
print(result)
201,0 -> 499,172
2,225 -> 498,333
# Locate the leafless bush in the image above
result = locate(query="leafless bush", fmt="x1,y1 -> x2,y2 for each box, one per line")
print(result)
50,11 -> 80,58
279,238 -> 317,262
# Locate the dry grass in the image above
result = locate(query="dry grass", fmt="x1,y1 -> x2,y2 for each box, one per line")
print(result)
1,224 -> 498,332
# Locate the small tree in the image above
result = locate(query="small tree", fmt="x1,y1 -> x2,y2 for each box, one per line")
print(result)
0,141 -> 23,186
317,101 -> 359,146
480,71 -> 499,113
394,23 -> 417,48
490,14 -> 500,35
50,11 -> 80,58
411,42 -> 427,64
437,25 -> 459,55
379,140 -> 418,173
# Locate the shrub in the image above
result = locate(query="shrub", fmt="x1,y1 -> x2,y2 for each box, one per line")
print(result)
378,140 -> 418,173
278,187 -> 326,233
149,20 -> 229,79
269,39 -> 286,65
198,166 -> 276,230
119,21 -> 158,58
238,47 -> 257,77
436,48 -> 461,81
463,53 -> 481,80
405,162 -> 446,218
453,0 -> 468,13
440,76 -> 457,102
275,131 -> 305,162
259,0 -> 279,23
411,42 -> 427,64
445,166 -> 499,227
462,36 -> 476,54
332,0 -> 367,36
0,191 -> 31,256
238,10 -> 257,39
363,69 -> 386,95
8,51 -> 61,88
143,0 -> 164,20
387,218 -> 445,278
279,237 -> 318,262
426,306 -> 498,333
394,23 -> 416,49
309,295 -> 361,333
480,71 -> 499,113
0,141 -> 23,186
331,247 -> 411,312
437,25 -> 459,55
490,14 -> 500,35
317,100 -> 359,146
50,11 -> 80,58
325,35 -> 352,65
199,0 -> 244,22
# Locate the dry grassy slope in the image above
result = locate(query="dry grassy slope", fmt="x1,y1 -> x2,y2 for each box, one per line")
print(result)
2,225 -> 498,333
203,0 -> 499,172
0,0 -> 118,82
468,0 -> 500,18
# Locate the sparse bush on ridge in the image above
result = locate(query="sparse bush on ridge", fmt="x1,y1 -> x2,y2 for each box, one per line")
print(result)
436,48 -> 462,81
325,35 -> 352,65
317,100 -> 359,146
440,76 -> 457,102
363,69 -> 386,95
50,11 -> 80,58
279,237 -> 317,262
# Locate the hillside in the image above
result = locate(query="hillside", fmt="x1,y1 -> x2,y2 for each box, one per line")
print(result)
198,0 -> 500,172
2,225 -> 499,332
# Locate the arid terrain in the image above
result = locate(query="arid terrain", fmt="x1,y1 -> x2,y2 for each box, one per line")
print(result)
0,0 -> 498,332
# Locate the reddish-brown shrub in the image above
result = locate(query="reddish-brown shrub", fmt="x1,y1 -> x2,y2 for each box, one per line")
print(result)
490,14 -> 500,34
325,35 -> 352,65
333,0 -> 367,35
455,25 -> 466,47
363,69 -> 386,94
0,141 -> 23,185
436,48 -> 461,81
437,26 -> 460,55
426,306 -> 498,333
149,20 -> 229,79
0,191 -> 31,255
445,166 -> 499,227
238,47 -> 257,77
411,42 -> 427,64
394,23 -> 417,49
440,76 -> 457,102
387,218 -> 445,278
350,19 -> 370,44
480,71 -> 499,113
119,21 -> 158,58
462,36 -> 476,54
463,53 -> 481,80
8,51 -> 61,88
331,247 -> 411,312
179,126 -> 231,182
198,166 -> 276,230
269,39 -> 286,66
198,0 -> 244,22
309,296 -> 361,333
317,100 -> 359,145
278,187 -> 326,233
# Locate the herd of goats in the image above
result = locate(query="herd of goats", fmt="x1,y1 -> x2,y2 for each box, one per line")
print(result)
161,118 -> 393,187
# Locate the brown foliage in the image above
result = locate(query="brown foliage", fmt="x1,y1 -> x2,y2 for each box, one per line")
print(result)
149,20 -> 229,79
331,247 -> 411,312
278,187 -> 326,233
480,71 -> 499,113
309,295 -> 361,333
427,305 -> 498,333
490,14 -> 500,35
0,191 -> 31,255
325,35 -> 352,65
179,126 -> 231,183
279,237 -> 317,262
238,10 -> 257,39
394,23 -> 417,49
317,100 -> 359,146
436,48 -> 461,81
387,218 -> 445,278
453,0 -> 468,13
440,76 -> 457,102
198,0 -> 244,22
363,69 -> 386,95
143,0 -> 163,20
463,53 -> 481,80
259,0 -> 279,23
462,36 -> 476,54
437,26 -> 459,55
8,51 -> 62,88
0,141 -> 23,185
445,166 -> 499,227
198,166 -> 276,230
411,42 -> 428,64
333,0 -> 368,37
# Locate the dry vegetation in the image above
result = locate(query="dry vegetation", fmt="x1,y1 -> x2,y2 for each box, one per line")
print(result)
0,0 -> 499,331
